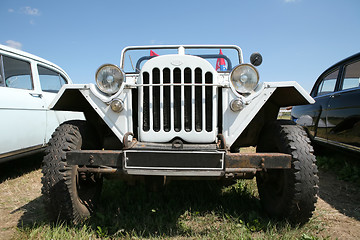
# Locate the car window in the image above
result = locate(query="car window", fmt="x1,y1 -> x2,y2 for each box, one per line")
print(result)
316,69 -> 339,96
38,65 -> 67,93
342,60 -> 360,90
3,55 -> 33,90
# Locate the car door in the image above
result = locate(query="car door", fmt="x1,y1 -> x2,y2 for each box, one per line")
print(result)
326,59 -> 360,148
37,64 -> 69,143
0,55 -> 47,156
311,68 -> 340,141
37,64 -> 84,143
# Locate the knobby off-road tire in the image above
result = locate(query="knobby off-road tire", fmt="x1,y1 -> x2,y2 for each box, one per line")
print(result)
256,120 -> 319,224
41,120 -> 102,224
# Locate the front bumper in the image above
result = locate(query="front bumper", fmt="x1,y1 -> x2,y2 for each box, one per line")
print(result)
67,149 -> 291,177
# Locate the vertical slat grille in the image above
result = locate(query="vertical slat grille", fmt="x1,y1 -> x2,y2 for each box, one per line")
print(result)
195,68 -> 202,132
142,67 -> 215,134
205,72 -> 213,132
143,72 -> 150,131
173,68 -> 181,132
184,68 -> 192,132
153,68 -> 160,132
163,68 -> 171,132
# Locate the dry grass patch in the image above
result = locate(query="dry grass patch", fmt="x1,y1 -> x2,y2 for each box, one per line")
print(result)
1,152 -> 360,239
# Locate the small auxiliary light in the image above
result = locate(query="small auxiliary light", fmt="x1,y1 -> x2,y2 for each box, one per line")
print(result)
110,99 -> 124,112
230,98 -> 244,112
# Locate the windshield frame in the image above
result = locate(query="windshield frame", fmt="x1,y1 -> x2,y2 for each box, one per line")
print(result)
120,45 -> 243,73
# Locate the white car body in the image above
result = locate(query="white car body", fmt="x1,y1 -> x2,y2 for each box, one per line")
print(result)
51,45 -> 313,149
42,45 -> 319,225
0,44 -> 84,162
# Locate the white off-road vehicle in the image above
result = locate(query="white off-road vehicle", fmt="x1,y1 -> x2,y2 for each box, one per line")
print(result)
41,45 -> 318,224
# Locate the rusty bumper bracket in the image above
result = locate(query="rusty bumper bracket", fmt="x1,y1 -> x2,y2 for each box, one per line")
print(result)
225,153 -> 292,173
67,150 -> 123,167
66,151 -> 292,176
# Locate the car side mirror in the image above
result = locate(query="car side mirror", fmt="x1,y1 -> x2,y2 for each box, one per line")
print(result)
250,52 -> 263,66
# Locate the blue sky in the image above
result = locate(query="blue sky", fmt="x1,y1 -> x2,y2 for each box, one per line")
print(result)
1,0 -> 359,92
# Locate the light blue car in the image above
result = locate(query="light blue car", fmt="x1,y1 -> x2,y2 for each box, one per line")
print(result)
0,44 -> 84,162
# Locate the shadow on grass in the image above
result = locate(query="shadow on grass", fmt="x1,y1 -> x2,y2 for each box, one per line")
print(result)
13,195 -> 48,227
0,153 -> 43,184
86,179 -> 268,238
316,148 -> 360,221
317,166 -> 360,221
16,178 -> 283,238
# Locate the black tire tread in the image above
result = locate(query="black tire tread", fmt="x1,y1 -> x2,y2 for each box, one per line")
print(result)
41,120 -> 99,224
257,120 -> 319,224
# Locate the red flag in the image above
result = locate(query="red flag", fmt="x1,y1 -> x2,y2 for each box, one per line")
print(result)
216,49 -> 226,71
150,50 -> 159,56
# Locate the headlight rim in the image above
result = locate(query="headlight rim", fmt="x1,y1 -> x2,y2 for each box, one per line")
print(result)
230,63 -> 259,94
95,64 -> 124,95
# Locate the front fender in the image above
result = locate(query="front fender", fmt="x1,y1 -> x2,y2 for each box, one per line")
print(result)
50,84 -> 133,143
224,81 -> 314,147
265,81 -> 315,107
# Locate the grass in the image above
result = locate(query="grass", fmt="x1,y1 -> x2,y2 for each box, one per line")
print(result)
277,111 -> 292,120
2,147 -> 333,239
14,178 -> 325,239
316,150 -> 360,186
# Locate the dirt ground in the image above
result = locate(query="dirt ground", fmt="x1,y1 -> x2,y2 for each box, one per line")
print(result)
314,170 -> 360,239
0,155 -> 359,240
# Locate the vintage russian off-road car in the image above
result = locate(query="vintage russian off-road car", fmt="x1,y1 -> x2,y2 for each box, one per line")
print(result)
41,45 -> 319,224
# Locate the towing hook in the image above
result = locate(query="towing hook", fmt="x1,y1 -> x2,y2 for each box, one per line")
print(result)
172,139 -> 183,149
123,132 -> 137,149
261,158 -> 267,172
217,134 -> 226,149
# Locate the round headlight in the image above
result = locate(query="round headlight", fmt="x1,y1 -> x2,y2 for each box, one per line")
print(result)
95,64 -> 124,95
230,64 -> 259,93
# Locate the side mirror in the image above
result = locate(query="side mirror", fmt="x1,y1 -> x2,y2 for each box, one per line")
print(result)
250,52 -> 263,66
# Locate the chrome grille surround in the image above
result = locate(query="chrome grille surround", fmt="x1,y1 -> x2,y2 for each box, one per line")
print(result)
138,55 -> 218,143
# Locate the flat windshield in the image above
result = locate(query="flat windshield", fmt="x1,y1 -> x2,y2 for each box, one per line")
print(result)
121,46 -> 242,73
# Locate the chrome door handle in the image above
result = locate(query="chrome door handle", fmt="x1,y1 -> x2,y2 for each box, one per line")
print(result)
29,92 -> 43,98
